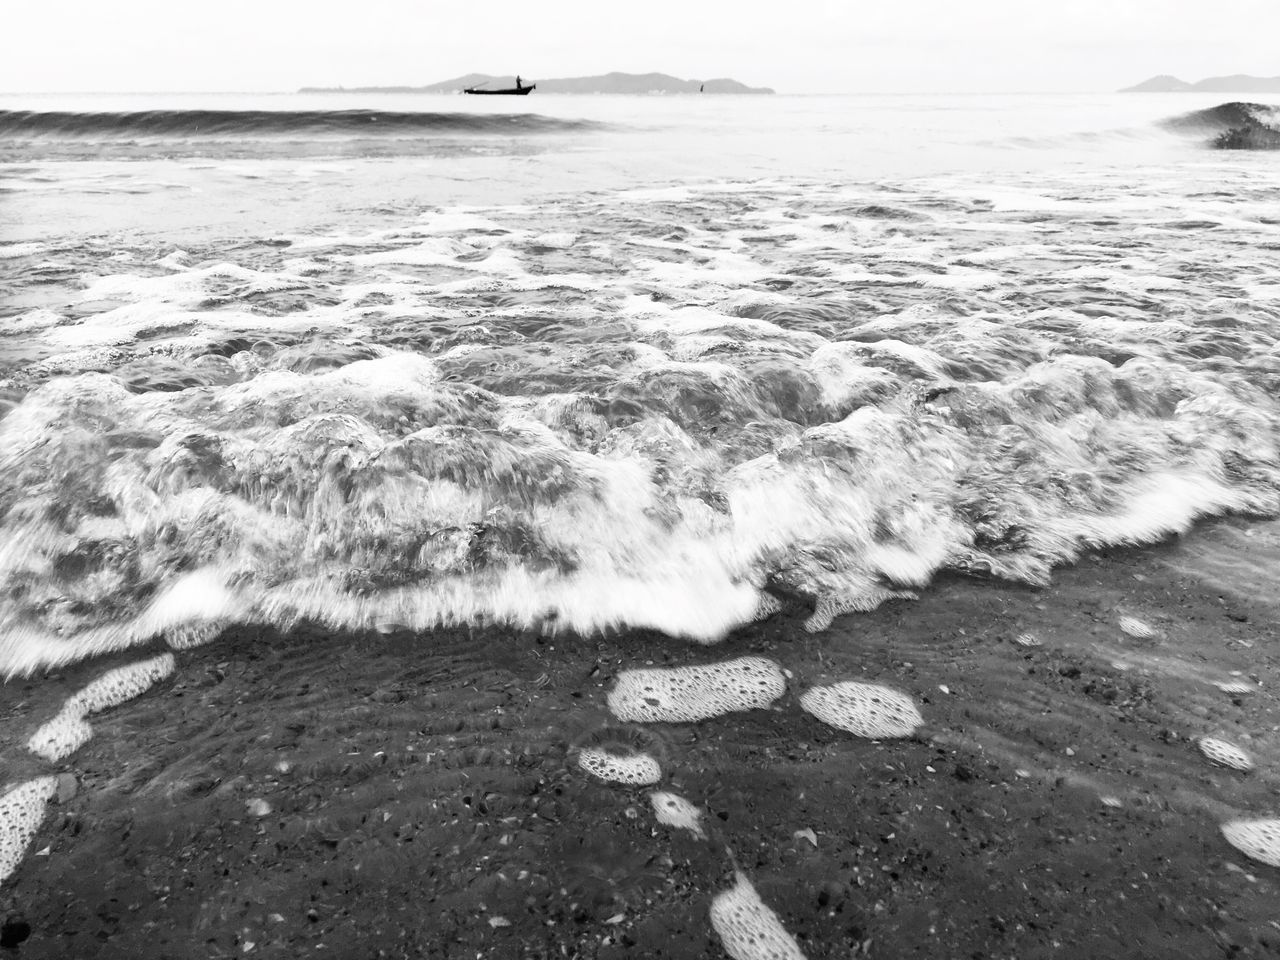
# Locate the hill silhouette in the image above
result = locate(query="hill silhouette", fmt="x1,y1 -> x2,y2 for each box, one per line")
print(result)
1122,74 -> 1280,93
300,72 -> 774,95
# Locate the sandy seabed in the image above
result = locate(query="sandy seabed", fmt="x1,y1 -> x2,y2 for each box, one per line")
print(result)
1,521 -> 1278,959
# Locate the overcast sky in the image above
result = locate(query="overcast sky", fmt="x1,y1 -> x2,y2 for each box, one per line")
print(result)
5,0 -> 1276,94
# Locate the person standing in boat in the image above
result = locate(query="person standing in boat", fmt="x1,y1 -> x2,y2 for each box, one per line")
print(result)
516,75 -> 523,90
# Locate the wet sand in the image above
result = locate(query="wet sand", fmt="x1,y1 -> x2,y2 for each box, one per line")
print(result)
2,522 -> 1278,959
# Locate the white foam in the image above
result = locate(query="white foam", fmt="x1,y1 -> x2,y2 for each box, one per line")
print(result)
0,308 -> 63,333
27,712 -> 94,762
81,262 -> 261,304
1222,819 -> 1280,868
650,791 -> 706,839
799,682 -> 923,738
577,747 -> 661,785
0,777 -> 57,887
529,232 -> 577,249
1118,616 -> 1159,640
0,242 -> 44,259
1198,737 -> 1253,771
65,653 -> 176,717
608,657 -> 786,723
710,870 -> 807,960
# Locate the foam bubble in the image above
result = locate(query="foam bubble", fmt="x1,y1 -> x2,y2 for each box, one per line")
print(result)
164,619 -> 226,650
0,777 -> 58,886
804,591 -> 918,633
1118,616 -> 1159,640
709,869 -> 807,960
27,713 -> 94,763
799,682 -> 923,739
577,747 -> 662,786
65,653 -> 176,717
607,657 -> 786,724
1198,737 -> 1254,771
650,791 -> 706,839
1222,819 -> 1280,868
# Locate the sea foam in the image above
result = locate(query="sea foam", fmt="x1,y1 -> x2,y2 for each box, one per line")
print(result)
2,173 -> 1279,672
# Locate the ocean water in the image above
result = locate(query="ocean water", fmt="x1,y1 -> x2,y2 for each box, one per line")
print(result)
2,91 -> 1279,675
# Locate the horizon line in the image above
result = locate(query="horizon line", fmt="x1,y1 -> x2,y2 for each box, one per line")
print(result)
1,87 -> 1139,97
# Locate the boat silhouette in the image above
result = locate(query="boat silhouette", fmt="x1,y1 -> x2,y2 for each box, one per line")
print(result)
464,78 -> 535,96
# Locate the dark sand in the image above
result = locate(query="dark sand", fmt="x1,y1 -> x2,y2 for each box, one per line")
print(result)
2,522 -> 1278,959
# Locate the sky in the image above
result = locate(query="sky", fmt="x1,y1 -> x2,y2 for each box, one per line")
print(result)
4,0 -> 1276,94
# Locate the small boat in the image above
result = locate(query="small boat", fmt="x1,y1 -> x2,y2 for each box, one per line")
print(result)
464,83 -> 535,96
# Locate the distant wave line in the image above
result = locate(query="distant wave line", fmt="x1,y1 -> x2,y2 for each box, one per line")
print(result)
0,109 -> 607,138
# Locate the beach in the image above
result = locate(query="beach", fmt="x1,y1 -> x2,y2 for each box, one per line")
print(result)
2,92 -> 1280,957
1,525 -> 1278,957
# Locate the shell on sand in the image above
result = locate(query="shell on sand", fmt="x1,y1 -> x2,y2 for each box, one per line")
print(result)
1014,632 -> 1043,648
1198,737 -> 1254,772
799,681 -> 923,739
710,869 -> 807,960
1221,819 -> 1280,868
0,777 -> 58,886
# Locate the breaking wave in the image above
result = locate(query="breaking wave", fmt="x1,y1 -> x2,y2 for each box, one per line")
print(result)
1161,102 -> 1280,149
2,170 -> 1279,674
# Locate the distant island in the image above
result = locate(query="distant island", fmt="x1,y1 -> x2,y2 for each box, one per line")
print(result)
1121,74 -> 1280,93
299,72 -> 774,95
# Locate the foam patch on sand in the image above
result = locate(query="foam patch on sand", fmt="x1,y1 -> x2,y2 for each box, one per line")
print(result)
0,777 -> 58,886
799,682 -> 923,739
65,653 -> 176,717
1198,737 -> 1254,771
164,619 -> 227,651
27,712 -> 94,763
607,657 -> 786,723
27,654 -> 176,762
577,747 -> 662,785
709,869 -> 807,960
1222,819 -> 1280,868
650,791 -> 706,839
1118,616 -> 1159,640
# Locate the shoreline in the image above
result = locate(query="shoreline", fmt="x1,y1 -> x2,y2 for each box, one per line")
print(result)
1,520 -> 1278,957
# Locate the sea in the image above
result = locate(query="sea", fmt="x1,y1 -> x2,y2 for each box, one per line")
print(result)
2,90 -> 1279,676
